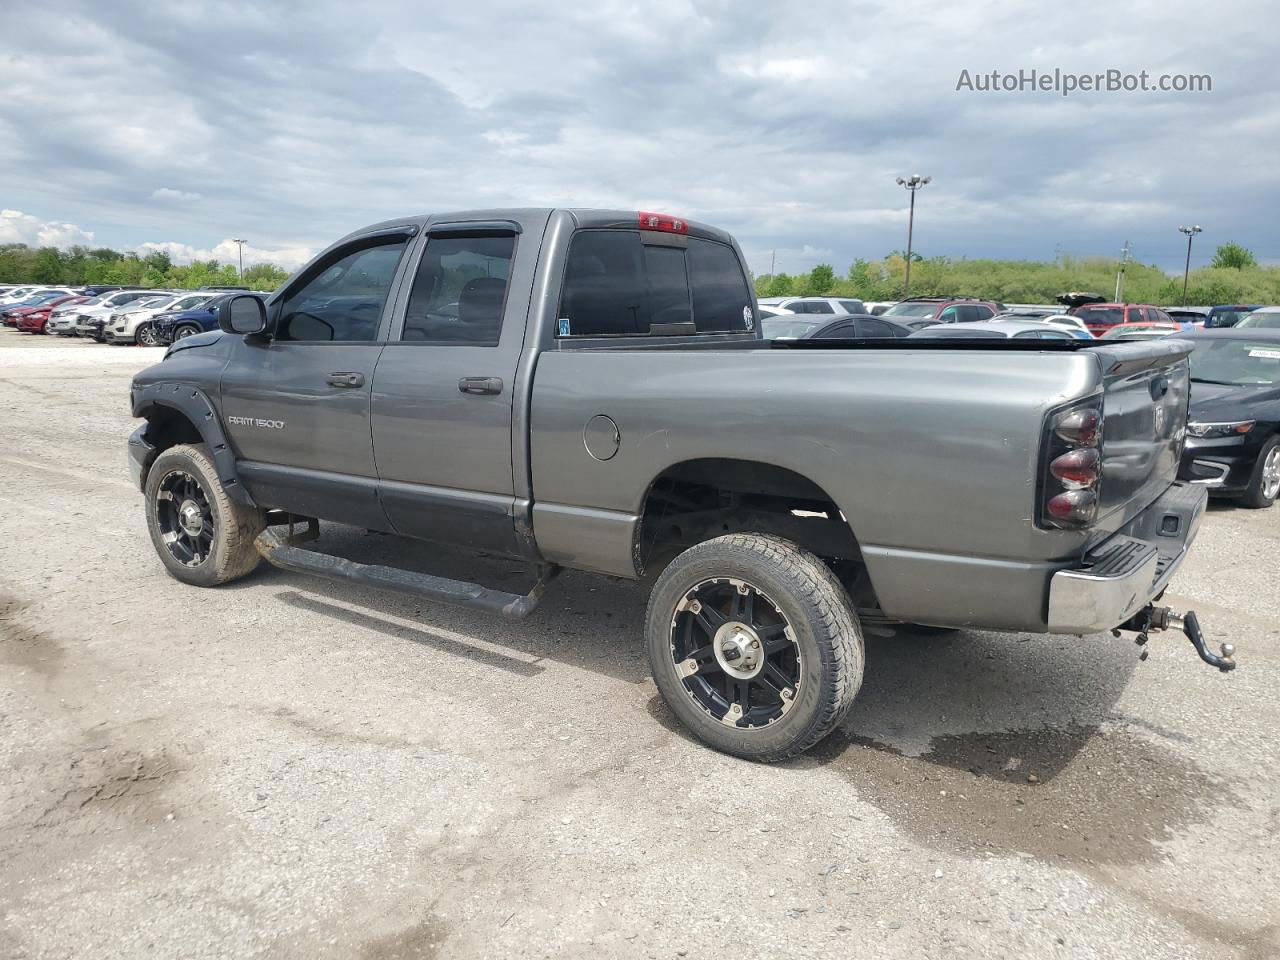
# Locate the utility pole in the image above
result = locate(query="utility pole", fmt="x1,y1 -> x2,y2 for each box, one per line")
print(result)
1115,240 -> 1132,303
231,238 -> 246,280
770,248 -> 776,279
1178,225 -> 1202,306
895,174 -> 931,296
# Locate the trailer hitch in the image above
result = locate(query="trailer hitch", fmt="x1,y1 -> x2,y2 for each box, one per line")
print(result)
1116,605 -> 1236,672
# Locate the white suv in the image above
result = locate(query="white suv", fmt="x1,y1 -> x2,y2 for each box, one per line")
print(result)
71,290 -> 170,340
757,296 -> 868,316
104,292 -> 213,346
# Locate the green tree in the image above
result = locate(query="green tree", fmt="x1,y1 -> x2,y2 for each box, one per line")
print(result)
1210,242 -> 1257,270
31,247 -> 65,283
806,264 -> 835,295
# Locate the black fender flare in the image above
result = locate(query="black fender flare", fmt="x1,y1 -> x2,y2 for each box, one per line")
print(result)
132,382 -> 257,508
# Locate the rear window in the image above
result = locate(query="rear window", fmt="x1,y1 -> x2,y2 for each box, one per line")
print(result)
559,230 -> 752,337
883,301 -> 939,318
1077,307 -> 1125,327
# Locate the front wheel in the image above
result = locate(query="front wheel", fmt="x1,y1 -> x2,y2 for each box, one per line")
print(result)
136,323 -> 159,346
645,533 -> 864,762
1240,436 -> 1280,509
144,443 -> 266,586
173,324 -> 201,341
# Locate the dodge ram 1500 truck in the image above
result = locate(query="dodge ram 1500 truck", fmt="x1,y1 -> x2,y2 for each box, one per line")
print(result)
127,208 -> 1234,761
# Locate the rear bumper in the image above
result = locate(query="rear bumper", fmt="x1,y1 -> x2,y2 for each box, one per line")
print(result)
1047,481 -> 1206,634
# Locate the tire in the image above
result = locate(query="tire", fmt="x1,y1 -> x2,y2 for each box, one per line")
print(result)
645,533 -> 863,762
173,324 -> 201,341
1239,435 -> 1280,509
144,443 -> 266,587
136,323 -> 159,347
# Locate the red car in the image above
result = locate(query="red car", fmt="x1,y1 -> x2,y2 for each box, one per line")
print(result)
13,295 -> 87,334
1070,302 -> 1177,336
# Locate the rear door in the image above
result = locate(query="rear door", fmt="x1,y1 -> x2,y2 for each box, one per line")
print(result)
370,214 -> 547,556
219,229 -> 414,528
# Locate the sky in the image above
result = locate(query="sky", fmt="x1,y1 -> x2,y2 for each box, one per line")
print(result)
1,0 -> 1277,278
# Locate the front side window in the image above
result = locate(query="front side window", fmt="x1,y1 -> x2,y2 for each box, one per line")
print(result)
277,238 -> 408,342
402,233 -> 515,344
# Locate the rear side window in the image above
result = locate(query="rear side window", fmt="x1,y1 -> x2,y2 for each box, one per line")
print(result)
857,318 -> 896,338
559,230 -> 751,337
402,232 -> 516,344
838,299 -> 865,313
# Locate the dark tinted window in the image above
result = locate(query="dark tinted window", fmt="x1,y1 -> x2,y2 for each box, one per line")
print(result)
857,318 -> 896,338
792,300 -> 834,314
559,231 -> 751,337
814,321 -> 856,339
1077,306 -> 1124,327
402,233 -> 515,344
1127,307 -> 1147,324
643,245 -> 693,328
560,231 -> 648,337
838,299 -> 866,313
688,238 -> 751,332
278,238 -> 408,342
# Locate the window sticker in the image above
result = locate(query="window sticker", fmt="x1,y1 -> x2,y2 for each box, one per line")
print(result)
1247,349 -> 1280,360
743,305 -> 753,330
558,317 -> 571,336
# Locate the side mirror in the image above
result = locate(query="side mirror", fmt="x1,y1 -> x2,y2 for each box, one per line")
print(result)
219,295 -> 268,336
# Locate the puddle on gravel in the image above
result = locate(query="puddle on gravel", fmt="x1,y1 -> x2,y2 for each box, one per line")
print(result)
0,594 -> 64,678
359,914 -> 450,960
808,724 -> 1236,866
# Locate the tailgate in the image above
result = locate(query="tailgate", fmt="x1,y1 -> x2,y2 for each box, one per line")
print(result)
1091,339 -> 1193,532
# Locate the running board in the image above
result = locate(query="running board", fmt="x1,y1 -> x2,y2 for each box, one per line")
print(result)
254,527 -> 561,620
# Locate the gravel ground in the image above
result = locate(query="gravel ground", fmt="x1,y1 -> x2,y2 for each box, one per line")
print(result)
1,337 -> 1277,960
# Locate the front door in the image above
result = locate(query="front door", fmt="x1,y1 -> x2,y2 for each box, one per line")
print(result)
370,215 -> 547,556
220,231 -> 414,529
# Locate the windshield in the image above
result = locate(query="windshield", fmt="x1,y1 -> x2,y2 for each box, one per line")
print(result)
762,317 -> 822,339
171,295 -> 209,311
883,302 -> 939,318
1235,312 -> 1280,330
1189,339 -> 1280,385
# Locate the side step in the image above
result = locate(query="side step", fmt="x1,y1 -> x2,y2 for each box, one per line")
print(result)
254,526 -> 561,620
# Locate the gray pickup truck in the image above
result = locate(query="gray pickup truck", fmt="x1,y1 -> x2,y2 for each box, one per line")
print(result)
128,208 -> 1233,761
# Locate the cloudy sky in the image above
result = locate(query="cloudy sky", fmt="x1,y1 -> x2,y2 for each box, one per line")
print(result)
1,0 -> 1276,276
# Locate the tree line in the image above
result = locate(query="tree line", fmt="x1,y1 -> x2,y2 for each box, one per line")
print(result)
0,243 -> 289,292
755,242 -> 1279,305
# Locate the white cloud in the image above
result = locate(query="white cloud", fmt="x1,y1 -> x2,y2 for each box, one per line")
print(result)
151,187 -> 204,202
136,238 -> 314,271
0,209 -> 95,248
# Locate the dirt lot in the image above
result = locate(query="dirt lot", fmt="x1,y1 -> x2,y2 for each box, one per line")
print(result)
2,337 -> 1278,959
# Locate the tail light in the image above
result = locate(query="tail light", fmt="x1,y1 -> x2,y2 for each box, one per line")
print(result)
638,211 -> 688,234
1040,398 -> 1104,529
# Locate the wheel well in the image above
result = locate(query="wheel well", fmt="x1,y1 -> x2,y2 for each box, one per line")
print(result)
635,458 -> 878,612
141,404 -> 204,468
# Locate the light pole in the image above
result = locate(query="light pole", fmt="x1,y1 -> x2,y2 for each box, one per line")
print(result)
231,238 -> 246,280
895,175 -> 930,296
1178,225 -> 1201,306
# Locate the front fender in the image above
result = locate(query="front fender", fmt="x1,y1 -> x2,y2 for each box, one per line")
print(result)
131,382 -> 256,507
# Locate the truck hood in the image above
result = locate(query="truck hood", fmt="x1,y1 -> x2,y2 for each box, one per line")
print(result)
165,330 -> 226,358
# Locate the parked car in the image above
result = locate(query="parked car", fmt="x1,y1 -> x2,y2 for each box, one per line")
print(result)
1,289 -> 77,323
1097,323 -> 1180,341
0,285 -> 56,306
1070,303 -> 1176,336
1203,305 -> 1261,329
127,207 -> 1226,763
152,292 -> 269,343
77,284 -> 143,297
104,292 -> 216,346
1034,314 -> 1094,337
908,319 -> 1080,340
757,296 -> 868,315
1175,329 -> 1280,507
1233,307 -> 1280,330
72,290 -> 172,340
882,297 -> 1000,325
13,295 -> 87,333
1167,307 -> 1210,326
864,301 -> 897,316
761,314 -> 912,340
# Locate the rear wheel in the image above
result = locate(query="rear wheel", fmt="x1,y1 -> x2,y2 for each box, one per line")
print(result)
1240,436 -> 1280,509
173,323 -> 201,341
646,533 -> 863,762
144,443 -> 266,586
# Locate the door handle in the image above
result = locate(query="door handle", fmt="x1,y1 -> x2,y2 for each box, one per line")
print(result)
326,372 -> 365,388
458,376 -> 503,396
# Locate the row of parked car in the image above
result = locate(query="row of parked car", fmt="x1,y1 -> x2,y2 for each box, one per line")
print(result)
0,283 -> 263,345
757,296 -> 1280,343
